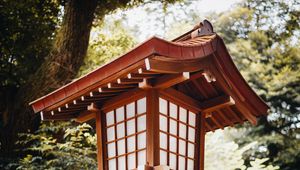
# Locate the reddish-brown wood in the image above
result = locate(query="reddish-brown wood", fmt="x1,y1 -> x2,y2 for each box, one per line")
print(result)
210,113 -> 223,129
95,108 -> 104,170
153,72 -> 190,89
146,89 -> 160,166
102,89 -> 145,112
199,112 -> 206,170
145,57 -> 207,74
216,109 -> 234,127
161,88 -> 235,114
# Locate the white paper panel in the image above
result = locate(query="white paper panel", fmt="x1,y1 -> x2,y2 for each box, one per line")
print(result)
188,143 -> 195,158
127,119 -> 135,135
169,136 -> 177,152
159,115 -> 168,132
137,132 -> 146,149
160,132 -> 167,149
179,156 -> 186,170
108,158 -> 116,170
179,107 -> 187,123
169,119 -> 177,135
187,159 -> 194,170
179,139 -> 186,155
126,102 -> 135,118
179,123 -> 187,139
127,136 -> 136,152
189,112 -> 196,127
159,98 -> 167,115
116,106 -> 124,122
160,150 -> 167,165
107,142 -> 116,158
137,115 -> 146,132
128,153 -> 136,169
169,102 -> 177,119
106,111 -> 114,126
117,123 -> 125,139
188,127 -> 195,142
118,156 -> 126,170
107,127 -> 115,142
137,97 -> 146,114
138,150 -> 146,166
117,139 -> 126,155
169,153 -> 177,170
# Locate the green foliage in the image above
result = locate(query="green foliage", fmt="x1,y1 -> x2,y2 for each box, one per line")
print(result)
213,0 -> 300,169
78,20 -> 136,76
205,130 -> 279,170
0,0 -> 59,88
9,122 -> 97,170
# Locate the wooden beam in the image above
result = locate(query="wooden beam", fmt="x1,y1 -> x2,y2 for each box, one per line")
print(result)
225,107 -> 244,124
210,113 -> 223,129
127,73 -> 157,79
205,121 -> 213,132
139,78 -> 153,89
95,107 -> 104,170
201,95 -> 235,113
146,89 -> 160,166
107,82 -> 136,89
198,112 -> 206,170
75,103 -> 97,123
117,78 -> 143,84
138,68 -> 159,75
153,72 -> 190,89
102,88 -> 145,112
161,88 -> 235,113
209,65 -> 258,125
160,88 -> 202,112
216,109 -> 234,127
99,87 -> 130,93
145,57 -> 206,73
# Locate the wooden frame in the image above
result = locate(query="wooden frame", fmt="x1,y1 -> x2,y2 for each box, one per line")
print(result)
146,89 -> 160,166
158,93 -> 202,170
30,19 -> 269,170
101,90 -> 148,170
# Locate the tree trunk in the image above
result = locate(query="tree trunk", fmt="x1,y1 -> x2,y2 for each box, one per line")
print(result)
0,0 -> 98,156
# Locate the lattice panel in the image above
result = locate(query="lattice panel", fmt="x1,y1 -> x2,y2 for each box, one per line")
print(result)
159,97 -> 196,170
105,97 -> 147,170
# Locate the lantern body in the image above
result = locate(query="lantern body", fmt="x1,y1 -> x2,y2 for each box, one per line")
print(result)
100,91 -> 204,170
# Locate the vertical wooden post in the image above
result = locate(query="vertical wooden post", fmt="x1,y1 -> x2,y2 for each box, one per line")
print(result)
146,89 -> 160,167
199,112 -> 206,170
194,111 -> 206,170
96,110 -> 104,170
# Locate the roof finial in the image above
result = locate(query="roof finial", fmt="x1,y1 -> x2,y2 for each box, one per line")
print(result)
191,20 -> 214,38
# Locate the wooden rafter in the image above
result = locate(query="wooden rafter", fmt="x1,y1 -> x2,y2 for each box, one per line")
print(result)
145,56 -> 207,74
117,78 -> 143,84
153,72 -> 190,89
139,72 -> 190,89
210,113 -> 223,129
161,88 -> 235,113
216,109 -> 234,127
75,103 -> 98,123
107,82 -> 136,89
225,107 -> 244,124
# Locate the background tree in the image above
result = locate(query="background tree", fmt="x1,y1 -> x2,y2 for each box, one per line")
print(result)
0,0 -> 179,157
213,0 -> 300,169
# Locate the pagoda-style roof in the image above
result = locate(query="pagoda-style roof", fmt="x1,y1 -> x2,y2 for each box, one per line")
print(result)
30,20 -> 268,132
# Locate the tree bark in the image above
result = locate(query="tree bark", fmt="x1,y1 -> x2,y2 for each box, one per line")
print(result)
0,0 -> 98,156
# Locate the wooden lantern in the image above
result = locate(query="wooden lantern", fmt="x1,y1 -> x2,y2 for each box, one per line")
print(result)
30,20 -> 268,170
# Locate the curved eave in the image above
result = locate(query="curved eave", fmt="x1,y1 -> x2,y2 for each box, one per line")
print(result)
30,33 -> 268,126
214,36 -> 269,118
141,36 -> 269,125
30,35 -> 218,113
